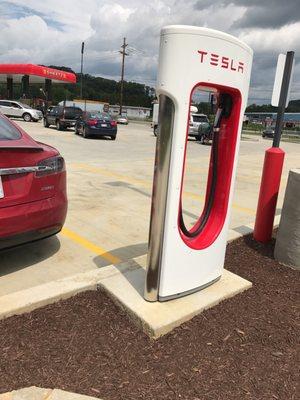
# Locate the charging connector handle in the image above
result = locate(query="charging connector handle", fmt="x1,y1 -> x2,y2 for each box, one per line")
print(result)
179,96 -> 230,238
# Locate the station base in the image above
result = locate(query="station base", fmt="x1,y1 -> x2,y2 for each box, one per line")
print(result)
100,255 -> 252,338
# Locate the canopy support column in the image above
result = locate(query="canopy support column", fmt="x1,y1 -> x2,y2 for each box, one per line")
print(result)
45,79 -> 52,101
7,77 -> 13,99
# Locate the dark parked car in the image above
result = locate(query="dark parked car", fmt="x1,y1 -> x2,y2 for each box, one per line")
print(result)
43,106 -> 82,130
262,126 -> 275,138
75,112 -> 118,140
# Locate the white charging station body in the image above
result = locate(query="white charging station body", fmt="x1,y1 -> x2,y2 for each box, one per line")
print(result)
145,26 -> 253,302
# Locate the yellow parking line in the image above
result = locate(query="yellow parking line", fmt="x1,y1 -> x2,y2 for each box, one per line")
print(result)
73,163 -> 255,215
61,227 -> 121,265
183,191 -> 255,215
74,163 -> 149,187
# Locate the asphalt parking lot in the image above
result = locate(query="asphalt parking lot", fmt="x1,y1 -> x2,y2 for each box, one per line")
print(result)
0,120 -> 299,297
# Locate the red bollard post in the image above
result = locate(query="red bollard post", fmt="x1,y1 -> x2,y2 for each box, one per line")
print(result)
253,147 -> 285,243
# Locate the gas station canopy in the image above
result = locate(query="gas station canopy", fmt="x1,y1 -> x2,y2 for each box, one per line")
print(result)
0,64 -> 76,84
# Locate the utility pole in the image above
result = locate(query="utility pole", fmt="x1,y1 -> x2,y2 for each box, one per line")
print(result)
80,42 -> 85,99
119,37 -> 128,115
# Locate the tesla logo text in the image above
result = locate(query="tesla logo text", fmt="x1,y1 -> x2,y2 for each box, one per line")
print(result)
197,50 -> 244,73
41,185 -> 54,191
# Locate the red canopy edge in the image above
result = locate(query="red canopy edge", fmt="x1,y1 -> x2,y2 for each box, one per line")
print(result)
0,64 -> 76,83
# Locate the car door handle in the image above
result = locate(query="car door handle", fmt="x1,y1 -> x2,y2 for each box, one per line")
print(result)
0,166 -> 53,175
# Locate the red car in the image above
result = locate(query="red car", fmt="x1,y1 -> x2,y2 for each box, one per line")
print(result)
0,114 -> 67,250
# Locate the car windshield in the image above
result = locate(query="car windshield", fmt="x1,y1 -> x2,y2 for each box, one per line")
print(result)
192,115 -> 208,122
0,115 -> 22,140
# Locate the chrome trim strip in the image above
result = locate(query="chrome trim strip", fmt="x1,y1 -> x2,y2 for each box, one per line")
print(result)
0,166 -> 52,175
144,95 -> 175,302
158,276 -> 221,302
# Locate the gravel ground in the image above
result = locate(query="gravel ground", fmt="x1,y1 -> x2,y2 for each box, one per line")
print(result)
0,234 -> 299,400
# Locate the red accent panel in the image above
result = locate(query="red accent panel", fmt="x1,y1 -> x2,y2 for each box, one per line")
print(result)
0,64 -> 76,83
253,147 -> 285,243
179,83 -> 242,250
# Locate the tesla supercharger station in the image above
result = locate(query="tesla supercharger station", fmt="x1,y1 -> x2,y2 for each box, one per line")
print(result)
144,26 -> 253,302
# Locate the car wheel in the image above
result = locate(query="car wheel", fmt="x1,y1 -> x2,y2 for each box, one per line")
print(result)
56,120 -> 63,131
154,126 -> 158,137
43,118 -> 49,128
111,135 -> 116,140
82,127 -> 89,138
23,113 -> 32,122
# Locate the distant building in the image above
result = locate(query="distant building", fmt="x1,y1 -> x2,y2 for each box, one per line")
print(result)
109,105 -> 151,120
58,99 -> 109,113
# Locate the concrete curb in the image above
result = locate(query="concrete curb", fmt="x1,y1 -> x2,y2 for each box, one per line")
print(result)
0,386 -> 99,400
0,261 -> 140,321
0,216 -> 280,325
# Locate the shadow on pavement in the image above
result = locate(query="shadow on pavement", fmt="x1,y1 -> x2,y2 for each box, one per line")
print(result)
0,236 -> 61,277
93,242 -> 148,268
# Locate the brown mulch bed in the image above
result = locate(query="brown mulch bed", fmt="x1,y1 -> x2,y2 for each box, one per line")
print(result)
0,235 -> 299,400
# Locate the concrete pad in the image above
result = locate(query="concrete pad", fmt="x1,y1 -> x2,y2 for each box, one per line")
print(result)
49,389 -> 99,400
100,255 -> 252,338
0,387 -> 52,400
0,387 -> 99,400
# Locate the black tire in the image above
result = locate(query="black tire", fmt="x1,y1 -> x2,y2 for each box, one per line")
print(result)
154,125 -> 158,137
56,120 -> 63,131
195,135 -> 202,141
111,135 -> 116,140
23,113 -> 32,122
82,127 -> 89,138
43,118 -> 49,128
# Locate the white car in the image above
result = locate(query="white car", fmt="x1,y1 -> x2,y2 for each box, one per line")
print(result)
0,100 -> 43,122
189,113 -> 210,137
117,116 -> 129,125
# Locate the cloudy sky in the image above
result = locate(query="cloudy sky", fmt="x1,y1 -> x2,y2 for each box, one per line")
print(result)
0,0 -> 300,104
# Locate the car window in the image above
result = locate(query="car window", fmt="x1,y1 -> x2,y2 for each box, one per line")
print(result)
192,115 -> 209,123
63,107 -> 82,119
0,101 -> 12,107
50,107 -> 59,115
10,102 -> 22,109
18,102 -> 32,109
0,115 -> 22,140
90,112 -> 111,120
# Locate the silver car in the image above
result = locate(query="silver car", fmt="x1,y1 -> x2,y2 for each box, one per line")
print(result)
189,113 -> 210,139
0,100 -> 43,122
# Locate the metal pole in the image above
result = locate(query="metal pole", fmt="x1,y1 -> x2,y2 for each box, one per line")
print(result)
272,51 -> 294,147
119,37 -> 128,116
254,50 -> 294,243
80,42 -> 85,99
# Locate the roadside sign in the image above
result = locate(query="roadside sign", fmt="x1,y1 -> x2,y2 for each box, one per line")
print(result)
271,53 -> 294,108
